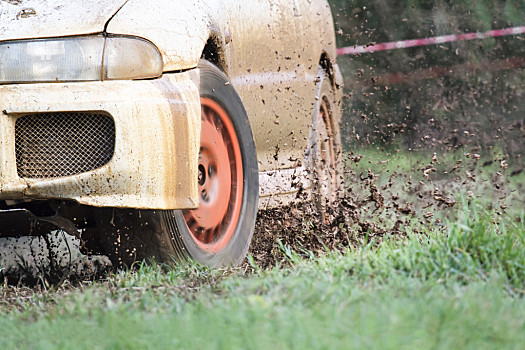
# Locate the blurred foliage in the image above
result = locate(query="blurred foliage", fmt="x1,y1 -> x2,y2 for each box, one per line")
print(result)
330,0 -> 525,45
328,0 -> 525,163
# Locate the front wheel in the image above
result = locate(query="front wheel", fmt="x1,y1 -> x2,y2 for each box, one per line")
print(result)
164,61 -> 259,266
84,60 -> 258,267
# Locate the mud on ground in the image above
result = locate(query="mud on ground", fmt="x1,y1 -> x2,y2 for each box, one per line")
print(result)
249,149 -> 524,269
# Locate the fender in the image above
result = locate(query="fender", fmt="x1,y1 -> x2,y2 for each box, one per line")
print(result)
106,0 -> 229,72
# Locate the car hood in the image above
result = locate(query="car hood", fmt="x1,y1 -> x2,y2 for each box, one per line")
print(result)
0,0 -> 128,41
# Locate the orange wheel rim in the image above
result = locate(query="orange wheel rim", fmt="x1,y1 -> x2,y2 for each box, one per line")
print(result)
319,97 -> 336,169
318,96 -> 337,203
182,97 -> 243,253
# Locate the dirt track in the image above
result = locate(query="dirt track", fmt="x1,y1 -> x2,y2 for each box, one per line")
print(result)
0,195 -> 368,284
1,149 -> 522,286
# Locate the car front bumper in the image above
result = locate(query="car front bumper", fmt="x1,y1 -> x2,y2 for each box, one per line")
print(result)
0,71 -> 201,210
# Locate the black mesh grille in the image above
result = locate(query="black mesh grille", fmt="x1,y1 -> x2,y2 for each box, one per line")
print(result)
15,112 -> 115,178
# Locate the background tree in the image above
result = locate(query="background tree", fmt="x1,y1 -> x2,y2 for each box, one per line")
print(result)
328,0 -> 525,159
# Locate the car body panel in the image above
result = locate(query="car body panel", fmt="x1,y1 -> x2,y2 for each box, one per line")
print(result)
0,72 -> 201,209
226,0 -> 337,172
107,0 -> 338,172
0,0 -> 127,40
0,0 -> 341,210
105,0 -> 211,72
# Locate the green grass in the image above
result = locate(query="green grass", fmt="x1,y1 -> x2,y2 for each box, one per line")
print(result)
1,204 -> 524,349
349,146 -> 525,184
344,147 -> 525,226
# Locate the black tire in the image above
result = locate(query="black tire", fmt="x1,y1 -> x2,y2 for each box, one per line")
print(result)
83,60 -> 258,267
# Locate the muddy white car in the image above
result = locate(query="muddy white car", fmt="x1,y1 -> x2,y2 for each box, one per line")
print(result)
0,0 -> 343,266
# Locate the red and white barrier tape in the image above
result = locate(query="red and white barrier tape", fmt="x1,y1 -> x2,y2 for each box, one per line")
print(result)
354,57 -> 525,87
337,26 -> 525,56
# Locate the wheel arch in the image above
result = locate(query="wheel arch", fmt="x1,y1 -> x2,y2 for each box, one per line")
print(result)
319,52 -> 344,92
201,36 -> 228,74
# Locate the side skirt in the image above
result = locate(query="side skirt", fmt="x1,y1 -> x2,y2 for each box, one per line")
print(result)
258,166 -> 311,210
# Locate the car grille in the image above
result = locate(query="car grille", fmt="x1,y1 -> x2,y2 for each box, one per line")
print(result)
15,112 -> 115,178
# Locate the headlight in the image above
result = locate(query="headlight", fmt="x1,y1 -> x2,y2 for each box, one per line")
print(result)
0,35 -> 163,83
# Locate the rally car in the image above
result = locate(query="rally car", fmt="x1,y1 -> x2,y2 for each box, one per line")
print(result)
0,0 -> 343,266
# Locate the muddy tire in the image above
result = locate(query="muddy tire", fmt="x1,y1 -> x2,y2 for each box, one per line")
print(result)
83,60 -> 258,268
308,66 -> 344,214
